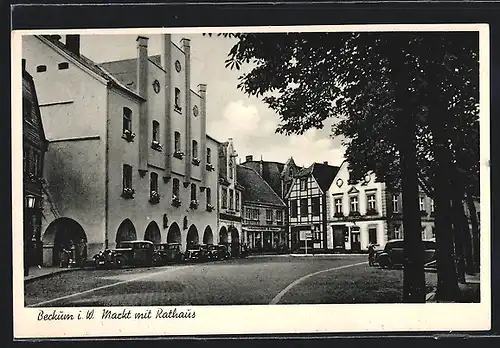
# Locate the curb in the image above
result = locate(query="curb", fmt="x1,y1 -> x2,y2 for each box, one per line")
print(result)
24,267 -> 81,283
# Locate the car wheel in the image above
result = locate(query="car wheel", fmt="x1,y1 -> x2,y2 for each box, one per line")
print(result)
378,255 -> 392,269
115,256 -> 126,268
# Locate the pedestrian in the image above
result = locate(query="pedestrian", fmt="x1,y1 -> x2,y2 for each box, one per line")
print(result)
368,243 -> 376,266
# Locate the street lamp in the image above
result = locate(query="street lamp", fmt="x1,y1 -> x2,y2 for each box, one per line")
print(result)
25,194 -> 36,209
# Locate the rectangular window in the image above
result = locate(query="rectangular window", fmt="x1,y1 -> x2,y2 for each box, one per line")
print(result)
191,184 -> 197,201
123,107 -> 132,132
174,88 -> 181,110
350,196 -> 359,213
152,120 -> 160,142
300,198 -> 308,216
312,197 -> 320,216
192,140 -> 198,158
266,209 -> 273,223
235,192 -> 240,211
392,194 -> 399,213
276,211 -> 283,225
290,200 -> 298,218
432,227 -> 436,238
229,189 -> 234,209
431,199 -> 435,212
207,147 -> 211,164
368,228 -> 377,244
123,164 -> 132,189
150,172 -> 158,194
206,187 -> 211,205
419,197 -> 425,211
222,188 -> 228,209
394,225 -> 402,239
172,178 -> 180,197
421,226 -> 426,239
300,178 -> 307,191
334,197 -> 343,214
174,132 -> 181,152
229,159 -> 234,179
367,193 -> 376,211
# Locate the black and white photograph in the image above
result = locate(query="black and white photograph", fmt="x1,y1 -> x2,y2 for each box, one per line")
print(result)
12,24 -> 490,337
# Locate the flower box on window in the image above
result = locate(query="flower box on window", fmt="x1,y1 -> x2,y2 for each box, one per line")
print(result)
173,150 -> 184,160
349,211 -> 361,217
149,191 -> 160,204
366,208 -> 378,216
334,212 -> 345,218
192,157 -> 201,166
190,200 -> 199,209
420,210 -> 428,217
206,204 -> 214,212
174,105 -> 182,113
121,187 -> 135,199
206,163 -> 215,171
122,129 -> 136,142
151,140 -> 163,151
171,195 -> 181,207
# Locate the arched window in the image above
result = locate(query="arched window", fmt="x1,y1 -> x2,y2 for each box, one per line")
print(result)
123,107 -> 132,133
174,88 -> 181,111
152,120 -> 160,142
229,158 -> 234,179
192,140 -> 198,158
174,132 -> 181,152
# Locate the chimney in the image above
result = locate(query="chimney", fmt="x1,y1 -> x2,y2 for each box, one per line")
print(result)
323,161 -> 329,165
245,155 -> 253,162
22,59 -> 26,72
66,35 -> 80,55
137,36 -> 149,174
162,34 -> 172,182
182,38 -> 192,186
259,155 -> 264,177
199,84 -> 207,188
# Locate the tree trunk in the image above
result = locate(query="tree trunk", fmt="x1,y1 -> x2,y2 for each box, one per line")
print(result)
432,139 -> 460,301
466,189 -> 480,273
451,190 -> 466,283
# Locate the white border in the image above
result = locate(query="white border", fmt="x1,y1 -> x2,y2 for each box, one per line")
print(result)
12,24 -> 491,338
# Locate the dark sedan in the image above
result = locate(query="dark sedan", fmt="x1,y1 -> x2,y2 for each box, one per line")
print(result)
375,239 -> 436,269
207,244 -> 231,261
184,244 -> 210,262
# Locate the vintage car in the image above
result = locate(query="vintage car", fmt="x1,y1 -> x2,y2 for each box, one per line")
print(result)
93,240 -> 155,268
375,239 -> 437,269
207,244 -> 231,261
184,244 -> 209,262
152,243 -> 184,265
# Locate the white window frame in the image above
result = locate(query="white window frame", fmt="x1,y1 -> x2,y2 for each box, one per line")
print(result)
367,194 -> 376,210
419,196 -> 425,211
392,194 -> 399,213
350,196 -> 359,213
334,198 -> 343,214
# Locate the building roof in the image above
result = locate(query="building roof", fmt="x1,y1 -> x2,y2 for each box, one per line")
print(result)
236,165 -> 286,208
296,162 -> 340,192
98,55 -> 163,90
37,35 -> 144,101
240,160 -> 286,197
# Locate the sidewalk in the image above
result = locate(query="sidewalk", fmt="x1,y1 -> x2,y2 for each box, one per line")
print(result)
426,273 -> 481,303
24,265 -> 78,282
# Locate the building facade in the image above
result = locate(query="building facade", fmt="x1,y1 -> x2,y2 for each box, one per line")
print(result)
23,34 -> 219,266
286,162 -> 340,252
328,161 -> 436,252
23,59 -> 48,271
237,165 -> 287,252
217,139 -> 244,256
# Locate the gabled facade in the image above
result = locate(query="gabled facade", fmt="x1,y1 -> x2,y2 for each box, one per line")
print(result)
286,162 -> 340,251
23,59 -> 48,270
328,161 -> 436,252
23,34 -> 219,265
218,139 -> 244,256
237,165 -> 287,252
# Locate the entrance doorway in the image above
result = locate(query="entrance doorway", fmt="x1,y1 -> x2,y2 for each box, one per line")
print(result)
350,228 -> 361,252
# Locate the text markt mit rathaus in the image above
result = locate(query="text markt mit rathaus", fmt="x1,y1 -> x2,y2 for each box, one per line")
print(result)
102,308 -> 196,319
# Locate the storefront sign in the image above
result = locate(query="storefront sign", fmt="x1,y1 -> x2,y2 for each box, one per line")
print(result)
300,231 -> 313,240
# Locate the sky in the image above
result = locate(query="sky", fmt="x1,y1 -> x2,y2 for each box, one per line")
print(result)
80,33 -> 346,168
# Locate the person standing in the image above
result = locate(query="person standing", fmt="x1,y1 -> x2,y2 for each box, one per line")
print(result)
368,243 -> 376,266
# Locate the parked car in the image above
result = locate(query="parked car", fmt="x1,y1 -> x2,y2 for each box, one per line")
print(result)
207,244 -> 231,261
152,243 -> 184,265
184,244 -> 209,262
375,239 -> 436,269
93,240 -> 155,269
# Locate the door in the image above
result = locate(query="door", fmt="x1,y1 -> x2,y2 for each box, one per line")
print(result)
351,230 -> 361,252
333,227 -> 345,249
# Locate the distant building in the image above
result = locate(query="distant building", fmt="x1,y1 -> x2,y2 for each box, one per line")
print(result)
237,164 -> 287,252
23,34 -> 219,265
328,161 -> 436,252
22,59 -> 48,270
286,162 -> 340,251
